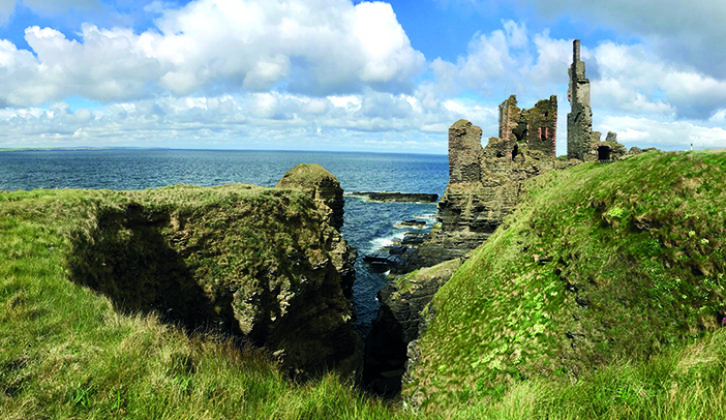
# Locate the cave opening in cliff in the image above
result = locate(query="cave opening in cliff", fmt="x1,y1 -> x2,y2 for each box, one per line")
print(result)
598,145 -> 611,161
512,144 -> 519,161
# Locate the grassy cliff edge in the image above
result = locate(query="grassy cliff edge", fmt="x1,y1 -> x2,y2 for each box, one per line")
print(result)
404,151 -> 726,417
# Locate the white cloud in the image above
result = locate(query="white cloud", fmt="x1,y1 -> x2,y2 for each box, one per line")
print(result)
601,115 -> 726,150
588,42 -> 726,120
0,0 -> 425,106
0,90 -> 464,152
519,0 -> 726,79
427,21 -> 566,100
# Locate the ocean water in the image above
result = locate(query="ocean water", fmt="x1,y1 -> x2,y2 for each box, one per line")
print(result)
0,149 -> 449,330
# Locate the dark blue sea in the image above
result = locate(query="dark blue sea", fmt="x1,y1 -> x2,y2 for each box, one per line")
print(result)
0,149 -> 449,331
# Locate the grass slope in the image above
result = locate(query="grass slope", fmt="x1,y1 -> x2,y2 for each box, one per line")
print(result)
4,152 -> 726,419
0,186 -> 409,419
405,151 -> 726,413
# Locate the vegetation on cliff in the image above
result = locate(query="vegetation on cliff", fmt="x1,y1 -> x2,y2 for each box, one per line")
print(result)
4,151 -> 726,419
0,183 -> 370,419
404,150 -> 726,416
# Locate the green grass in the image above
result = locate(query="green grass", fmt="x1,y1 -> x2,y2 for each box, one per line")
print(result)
433,327 -> 726,419
0,186 -> 412,419
4,152 -> 726,419
405,151 -> 726,412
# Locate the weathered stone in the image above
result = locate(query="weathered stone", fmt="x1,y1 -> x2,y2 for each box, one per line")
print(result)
347,192 -> 438,203
276,163 -> 345,231
499,95 -> 558,157
395,220 -> 427,229
406,118 -> 575,268
70,180 -> 362,381
567,39 -> 595,161
276,164 -> 356,298
270,165 -> 361,378
363,259 -> 463,396
567,40 -> 629,162
448,119 -> 483,183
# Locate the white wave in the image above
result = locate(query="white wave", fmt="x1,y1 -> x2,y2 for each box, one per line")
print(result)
368,235 -> 398,251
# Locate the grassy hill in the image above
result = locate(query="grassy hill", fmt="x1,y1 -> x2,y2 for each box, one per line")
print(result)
2,151 -> 726,419
404,151 -> 726,417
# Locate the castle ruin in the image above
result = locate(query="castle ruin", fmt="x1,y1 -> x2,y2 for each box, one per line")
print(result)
567,40 -> 626,161
499,95 -> 558,158
403,39 -> 636,269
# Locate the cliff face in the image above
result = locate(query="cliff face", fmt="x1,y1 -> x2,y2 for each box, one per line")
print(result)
68,166 -> 361,379
363,259 -> 463,396
402,151 -> 726,409
415,119 -> 575,267
366,118 -> 573,395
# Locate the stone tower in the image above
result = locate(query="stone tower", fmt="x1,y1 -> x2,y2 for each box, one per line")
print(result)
567,40 -> 593,160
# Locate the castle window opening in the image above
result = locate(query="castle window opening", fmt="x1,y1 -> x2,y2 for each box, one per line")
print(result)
540,127 -> 548,141
512,144 -> 519,161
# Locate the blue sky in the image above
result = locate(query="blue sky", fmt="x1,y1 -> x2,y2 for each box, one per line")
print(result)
0,0 -> 725,153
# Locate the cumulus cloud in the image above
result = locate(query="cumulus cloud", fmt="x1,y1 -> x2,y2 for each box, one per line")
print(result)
1,5 -> 722,153
518,0 -> 726,79
601,115 -> 726,150
0,0 -> 425,106
588,42 -> 726,120
0,90 -> 471,152
430,20 -> 530,95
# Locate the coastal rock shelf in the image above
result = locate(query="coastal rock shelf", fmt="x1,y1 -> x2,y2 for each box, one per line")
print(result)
346,192 -> 438,203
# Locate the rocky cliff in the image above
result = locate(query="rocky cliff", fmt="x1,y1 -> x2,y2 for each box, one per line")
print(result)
402,151 -> 726,409
412,119 -> 575,268
68,166 -> 361,379
363,259 -> 463,396
364,116 -> 575,395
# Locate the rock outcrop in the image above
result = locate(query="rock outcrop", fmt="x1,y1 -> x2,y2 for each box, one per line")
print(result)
275,163 -> 356,298
276,163 -> 345,231
347,192 -> 439,203
411,118 -> 575,268
363,259 -> 463,396
69,167 -> 361,380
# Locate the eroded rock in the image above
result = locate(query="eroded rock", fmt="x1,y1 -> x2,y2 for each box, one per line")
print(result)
363,259 -> 463,396
69,170 -> 361,381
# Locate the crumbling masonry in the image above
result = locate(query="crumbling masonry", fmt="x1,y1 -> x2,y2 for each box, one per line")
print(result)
401,39 -> 637,270
567,40 -> 593,160
567,40 -> 626,161
499,95 -> 557,157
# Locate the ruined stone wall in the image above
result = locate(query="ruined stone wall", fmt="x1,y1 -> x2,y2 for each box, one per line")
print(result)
411,119 -> 574,268
567,39 -> 594,160
523,96 -> 557,156
498,95 -> 521,143
498,95 -> 557,158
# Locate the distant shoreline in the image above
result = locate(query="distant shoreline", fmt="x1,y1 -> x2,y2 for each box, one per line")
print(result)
0,147 -> 448,157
